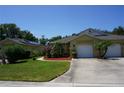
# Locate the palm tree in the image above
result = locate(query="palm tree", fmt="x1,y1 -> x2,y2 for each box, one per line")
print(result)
95,41 -> 112,58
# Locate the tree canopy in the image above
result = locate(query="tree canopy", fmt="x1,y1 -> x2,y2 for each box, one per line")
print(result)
0,23 -> 38,42
103,26 -> 124,35
49,35 -> 62,42
112,26 -> 124,35
39,35 -> 62,45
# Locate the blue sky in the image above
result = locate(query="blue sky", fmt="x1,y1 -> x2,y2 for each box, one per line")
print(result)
0,5 -> 124,38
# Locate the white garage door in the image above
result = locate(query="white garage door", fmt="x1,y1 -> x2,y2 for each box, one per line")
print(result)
76,44 -> 93,58
105,44 -> 121,57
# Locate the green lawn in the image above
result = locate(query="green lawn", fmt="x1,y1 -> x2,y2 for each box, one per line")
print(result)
0,59 -> 70,82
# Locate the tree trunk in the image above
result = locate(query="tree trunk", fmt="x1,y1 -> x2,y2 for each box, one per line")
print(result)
2,57 -> 6,64
101,47 -> 108,58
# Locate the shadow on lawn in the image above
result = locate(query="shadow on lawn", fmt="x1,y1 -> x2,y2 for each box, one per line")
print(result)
11,60 -> 27,64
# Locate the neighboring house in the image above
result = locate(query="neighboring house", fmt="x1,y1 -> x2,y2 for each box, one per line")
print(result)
53,28 -> 124,58
0,38 -> 44,56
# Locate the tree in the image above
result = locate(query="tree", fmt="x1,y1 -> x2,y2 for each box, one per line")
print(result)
21,30 -> 38,42
0,24 -> 21,39
0,23 -> 38,42
49,36 -> 62,42
39,35 -> 48,45
112,26 -> 124,35
95,41 -> 112,58
72,33 -> 77,36
44,42 -> 52,58
50,43 -> 64,58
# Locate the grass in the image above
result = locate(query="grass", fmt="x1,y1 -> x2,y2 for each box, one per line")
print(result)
0,59 -> 70,82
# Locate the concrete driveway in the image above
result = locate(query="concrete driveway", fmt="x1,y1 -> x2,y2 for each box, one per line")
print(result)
1,58 -> 124,87
51,58 -> 124,86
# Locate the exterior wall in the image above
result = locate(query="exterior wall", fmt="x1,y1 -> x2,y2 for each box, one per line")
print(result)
69,35 -> 124,58
109,41 -> 124,57
70,35 -> 99,57
121,43 -> 124,57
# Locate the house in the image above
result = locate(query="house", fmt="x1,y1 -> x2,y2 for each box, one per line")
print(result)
0,38 -> 44,50
53,28 -> 124,58
0,38 -> 44,57
0,38 -> 41,46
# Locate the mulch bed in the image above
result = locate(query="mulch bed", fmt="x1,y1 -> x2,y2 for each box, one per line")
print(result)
44,57 -> 72,60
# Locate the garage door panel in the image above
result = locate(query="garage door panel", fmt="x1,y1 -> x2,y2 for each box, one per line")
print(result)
105,44 -> 121,57
76,44 -> 93,58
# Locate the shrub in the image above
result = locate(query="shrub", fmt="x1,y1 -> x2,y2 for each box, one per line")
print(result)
3,45 -> 30,63
45,43 -> 70,58
62,44 -> 70,57
44,44 -> 52,58
71,45 -> 77,58
32,57 -> 36,60
50,43 -> 64,58
31,50 -> 43,57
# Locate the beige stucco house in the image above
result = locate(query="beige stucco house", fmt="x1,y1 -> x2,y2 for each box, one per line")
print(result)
54,28 -> 124,58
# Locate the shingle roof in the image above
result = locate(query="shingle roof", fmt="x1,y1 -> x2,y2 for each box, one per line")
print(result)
52,36 -> 77,43
0,38 -> 41,46
53,28 -> 124,43
79,28 -> 124,40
